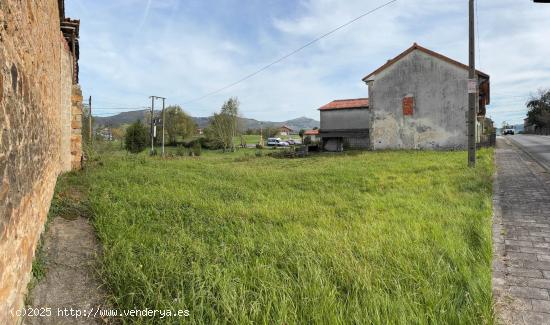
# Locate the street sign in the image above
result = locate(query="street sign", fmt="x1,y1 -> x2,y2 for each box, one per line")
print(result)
467,79 -> 477,94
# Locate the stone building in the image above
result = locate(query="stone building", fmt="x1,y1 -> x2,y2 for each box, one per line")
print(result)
0,1 -> 82,323
319,43 -> 490,151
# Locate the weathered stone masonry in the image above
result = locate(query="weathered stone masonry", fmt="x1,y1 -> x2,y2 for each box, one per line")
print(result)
0,1 -> 82,324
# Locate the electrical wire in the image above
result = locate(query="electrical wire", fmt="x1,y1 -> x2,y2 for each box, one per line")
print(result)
92,107 -> 149,110
181,0 -> 399,105
475,0 -> 481,68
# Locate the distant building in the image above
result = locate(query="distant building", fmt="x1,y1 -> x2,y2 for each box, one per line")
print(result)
278,125 -> 293,136
319,43 -> 491,151
96,127 -> 113,141
303,129 -> 320,142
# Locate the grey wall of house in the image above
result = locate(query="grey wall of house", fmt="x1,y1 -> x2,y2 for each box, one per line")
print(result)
320,108 -> 371,130
368,50 -> 471,150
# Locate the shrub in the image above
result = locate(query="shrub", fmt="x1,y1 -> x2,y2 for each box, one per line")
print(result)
255,143 -> 264,149
124,120 -> 148,154
240,135 -> 247,148
176,145 -> 186,157
191,137 -> 222,150
82,142 -> 98,163
192,141 -> 202,156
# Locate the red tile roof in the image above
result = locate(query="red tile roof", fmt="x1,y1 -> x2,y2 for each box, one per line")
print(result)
304,129 -> 319,135
361,43 -> 489,81
318,98 -> 369,111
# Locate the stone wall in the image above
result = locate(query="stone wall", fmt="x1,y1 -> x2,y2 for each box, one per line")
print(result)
0,1 -> 81,324
71,86 -> 83,169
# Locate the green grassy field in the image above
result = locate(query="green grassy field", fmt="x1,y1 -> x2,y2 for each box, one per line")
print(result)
63,147 -> 494,324
233,134 -> 261,145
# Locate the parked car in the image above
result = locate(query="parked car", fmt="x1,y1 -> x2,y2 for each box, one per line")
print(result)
503,127 -> 515,135
287,139 -> 296,145
267,138 -> 289,147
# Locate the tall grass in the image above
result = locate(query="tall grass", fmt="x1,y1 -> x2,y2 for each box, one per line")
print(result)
78,149 -> 494,324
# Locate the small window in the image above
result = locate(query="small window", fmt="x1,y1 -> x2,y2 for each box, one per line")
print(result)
403,96 -> 414,116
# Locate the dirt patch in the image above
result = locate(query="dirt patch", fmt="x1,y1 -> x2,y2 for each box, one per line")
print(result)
24,214 -> 108,324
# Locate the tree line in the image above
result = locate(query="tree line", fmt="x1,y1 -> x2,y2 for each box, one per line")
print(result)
526,89 -> 550,129
124,97 -> 244,154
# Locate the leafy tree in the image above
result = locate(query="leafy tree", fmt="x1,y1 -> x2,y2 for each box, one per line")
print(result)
124,120 -> 148,153
205,97 -> 241,152
299,129 -> 305,143
526,89 -> 550,128
264,127 -> 279,138
164,105 -> 196,145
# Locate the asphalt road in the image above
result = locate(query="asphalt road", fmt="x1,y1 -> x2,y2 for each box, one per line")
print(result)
506,134 -> 550,171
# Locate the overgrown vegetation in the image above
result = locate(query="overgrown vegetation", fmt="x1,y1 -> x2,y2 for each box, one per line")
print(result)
77,148 -> 494,324
124,120 -> 148,153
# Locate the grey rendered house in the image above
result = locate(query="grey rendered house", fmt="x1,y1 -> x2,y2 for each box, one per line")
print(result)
320,43 -> 490,151
319,98 -> 371,151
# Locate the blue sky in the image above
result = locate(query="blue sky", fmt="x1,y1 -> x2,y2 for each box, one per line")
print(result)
66,0 -> 550,126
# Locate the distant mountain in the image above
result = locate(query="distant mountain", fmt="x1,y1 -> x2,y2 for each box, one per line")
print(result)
94,110 -> 319,131
94,109 -> 149,127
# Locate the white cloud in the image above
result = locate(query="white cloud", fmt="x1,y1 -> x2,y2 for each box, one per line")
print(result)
68,0 -> 550,125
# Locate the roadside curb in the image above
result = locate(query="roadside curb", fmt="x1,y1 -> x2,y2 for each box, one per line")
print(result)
491,145 -> 509,325
505,136 -> 550,173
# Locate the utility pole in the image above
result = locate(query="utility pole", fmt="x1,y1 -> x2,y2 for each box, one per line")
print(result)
149,96 -> 166,156
467,0 -> 476,167
150,96 -> 155,155
161,97 -> 166,157
260,122 -> 263,147
89,96 -> 92,145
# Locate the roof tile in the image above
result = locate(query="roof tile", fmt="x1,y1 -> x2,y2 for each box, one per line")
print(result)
319,98 -> 369,111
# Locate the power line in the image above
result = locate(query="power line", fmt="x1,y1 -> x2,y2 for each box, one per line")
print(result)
182,0 -> 399,105
92,107 -> 149,110
475,0 -> 481,68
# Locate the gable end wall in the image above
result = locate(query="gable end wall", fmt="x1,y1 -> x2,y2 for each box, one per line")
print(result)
368,49 -> 470,150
